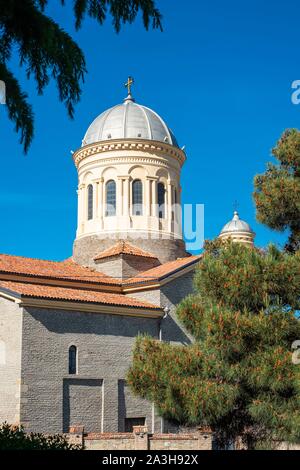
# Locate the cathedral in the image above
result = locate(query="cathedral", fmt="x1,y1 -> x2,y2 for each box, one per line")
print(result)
0,80 -> 255,434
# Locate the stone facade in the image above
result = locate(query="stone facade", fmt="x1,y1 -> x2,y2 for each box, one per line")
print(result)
94,253 -> 160,279
18,305 -> 162,434
0,263 -> 197,435
73,234 -> 188,268
70,426 -> 212,450
127,270 -> 195,345
0,297 -> 22,425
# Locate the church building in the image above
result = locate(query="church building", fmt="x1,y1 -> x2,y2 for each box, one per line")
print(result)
0,80 -> 254,434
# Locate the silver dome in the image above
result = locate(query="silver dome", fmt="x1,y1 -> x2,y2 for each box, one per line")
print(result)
82,95 -> 178,147
221,211 -> 254,234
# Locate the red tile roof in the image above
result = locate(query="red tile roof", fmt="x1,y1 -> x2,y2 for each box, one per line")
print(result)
0,252 -> 202,295
0,280 -> 161,310
0,254 -> 120,285
124,255 -> 202,285
94,241 -> 158,261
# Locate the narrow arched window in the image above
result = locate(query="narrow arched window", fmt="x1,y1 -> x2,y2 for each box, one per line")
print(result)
87,184 -> 93,220
157,182 -> 165,219
106,180 -> 116,216
132,180 -> 143,216
69,345 -> 77,375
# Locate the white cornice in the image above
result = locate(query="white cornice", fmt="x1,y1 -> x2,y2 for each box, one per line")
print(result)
77,155 -> 181,179
73,139 -> 186,168
19,298 -> 163,318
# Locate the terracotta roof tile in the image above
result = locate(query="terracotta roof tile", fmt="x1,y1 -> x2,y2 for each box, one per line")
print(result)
0,254 -> 120,285
94,241 -> 158,261
124,255 -> 202,285
0,253 -> 202,291
0,280 -> 161,310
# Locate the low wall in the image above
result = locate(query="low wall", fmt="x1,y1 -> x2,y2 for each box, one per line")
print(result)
85,433 -> 135,450
68,426 -> 212,450
149,433 -> 211,451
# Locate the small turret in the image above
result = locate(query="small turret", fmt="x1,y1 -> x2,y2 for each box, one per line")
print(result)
219,211 -> 255,247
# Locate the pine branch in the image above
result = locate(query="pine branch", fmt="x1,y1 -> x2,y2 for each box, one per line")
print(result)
0,0 -> 162,152
0,62 -> 34,153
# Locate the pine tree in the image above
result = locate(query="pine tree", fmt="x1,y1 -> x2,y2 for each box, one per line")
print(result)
127,240 -> 300,448
254,129 -> 300,253
0,0 -> 162,152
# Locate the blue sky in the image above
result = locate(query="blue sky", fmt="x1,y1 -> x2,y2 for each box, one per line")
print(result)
0,0 -> 299,261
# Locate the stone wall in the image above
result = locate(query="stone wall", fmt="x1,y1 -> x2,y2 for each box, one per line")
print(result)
128,270 -> 196,345
94,254 -> 160,279
0,297 -> 22,425
70,426 -> 212,450
121,254 -> 160,279
149,432 -> 212,451
73,234 -> 188,268
160,270 -> 195,344
84,433 -> 135,450
19,307 -> 164,434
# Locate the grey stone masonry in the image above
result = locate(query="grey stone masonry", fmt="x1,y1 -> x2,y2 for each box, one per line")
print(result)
0,297 -> 22,425
127,270 -> 196,344
19,306 -> 164,434
94,253 -> 160,280
160,270 -> 195,344
118,380 -> 153,432
73,234 -> 188,268
63,378 -> 103,433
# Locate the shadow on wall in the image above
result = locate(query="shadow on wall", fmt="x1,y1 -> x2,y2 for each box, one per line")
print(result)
160,271 -> 195,345
26,306 -> 191,344
160,313 -> 191,345
118,380 -> 150,432
26,307 -> 159,338
63,378 -> 103,433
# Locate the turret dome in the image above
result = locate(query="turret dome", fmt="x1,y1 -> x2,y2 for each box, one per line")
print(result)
219,211 -> 255,247
82,94 -> 178,148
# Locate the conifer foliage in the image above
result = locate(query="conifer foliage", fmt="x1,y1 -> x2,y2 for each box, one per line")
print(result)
128,240 -> 300,448
254,129 -> 300,253
0,0 -> 162,152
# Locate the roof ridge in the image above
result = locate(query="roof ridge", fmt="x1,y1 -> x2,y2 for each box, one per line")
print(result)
94,241 -> 158,261
0,252 -> 67,264
0,253 -> 121,285
124,254 -> 202,285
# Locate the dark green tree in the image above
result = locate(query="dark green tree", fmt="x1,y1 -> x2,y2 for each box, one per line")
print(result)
254,129 -> 300,253
0,422 -> 81,450
0,0 -> 162,152
128,240 -> 300,449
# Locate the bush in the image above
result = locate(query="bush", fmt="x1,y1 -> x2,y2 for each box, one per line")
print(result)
0,422 -> 81,450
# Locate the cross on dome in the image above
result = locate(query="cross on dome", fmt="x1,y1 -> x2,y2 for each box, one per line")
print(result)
124,76 -> 134,100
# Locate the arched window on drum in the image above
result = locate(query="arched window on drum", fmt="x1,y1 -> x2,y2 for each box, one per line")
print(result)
105,180 -> 116,216
87,184 -> 93,220
132,180 -> 143,216
157,182 -> 165,219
